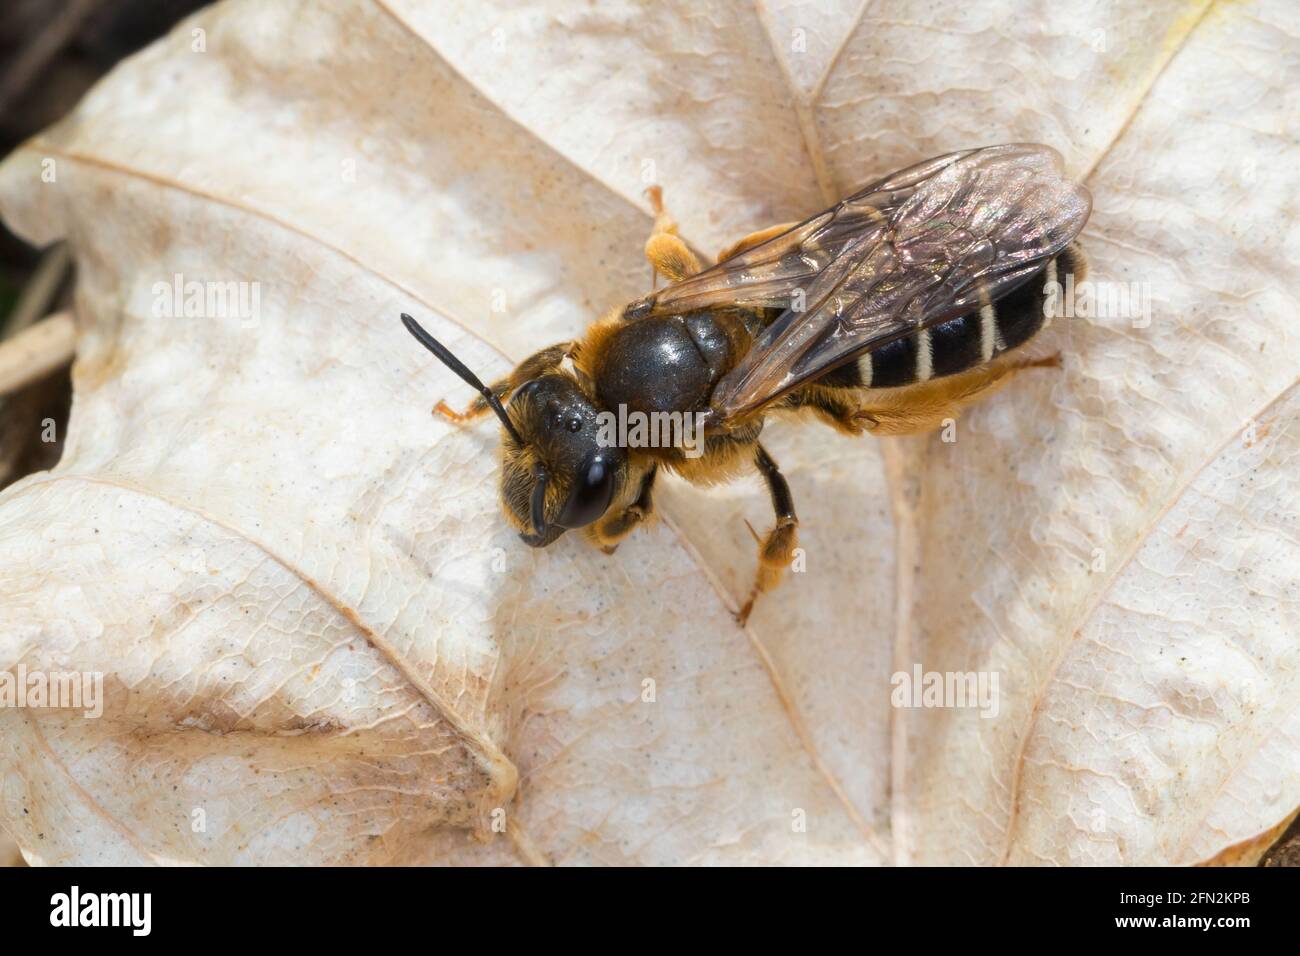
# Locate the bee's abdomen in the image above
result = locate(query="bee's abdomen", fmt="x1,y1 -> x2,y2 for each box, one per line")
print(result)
818,243 -> 1084,390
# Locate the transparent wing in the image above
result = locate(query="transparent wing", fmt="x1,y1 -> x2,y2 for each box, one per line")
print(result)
633,148 -> 985,317
636,144 -> 1092,421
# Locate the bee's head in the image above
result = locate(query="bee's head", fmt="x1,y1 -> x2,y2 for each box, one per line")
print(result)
401,314 -> 626,548
498,373 -> 626,547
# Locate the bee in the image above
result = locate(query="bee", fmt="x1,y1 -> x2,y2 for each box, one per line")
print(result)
401,143 -> 1091,624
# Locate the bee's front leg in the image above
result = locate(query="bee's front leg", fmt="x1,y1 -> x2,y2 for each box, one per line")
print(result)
737,444 -> 798,627
434,344 -> 573,423
434,377 -> 510,422
585,466 -> 658,555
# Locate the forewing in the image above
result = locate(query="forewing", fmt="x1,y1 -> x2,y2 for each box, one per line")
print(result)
634,148 -> 984,317
703,144 -> 1092,420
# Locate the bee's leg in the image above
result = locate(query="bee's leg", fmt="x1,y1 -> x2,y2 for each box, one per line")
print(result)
434,377 -> 510,422
737,444 -> 798,627
434,343 -> 572,422
715,222 -> 799,263
850,352 -> 1062,436
585,466 -> 657,555
643,186 -> 702,283
774,385 -> 872,437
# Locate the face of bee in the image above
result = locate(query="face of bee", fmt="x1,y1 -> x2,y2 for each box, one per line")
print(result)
499,373 -> 627,547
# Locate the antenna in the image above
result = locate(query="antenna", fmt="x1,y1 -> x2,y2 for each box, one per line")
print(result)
401,313 -> 551,539
400,313 -> 525,448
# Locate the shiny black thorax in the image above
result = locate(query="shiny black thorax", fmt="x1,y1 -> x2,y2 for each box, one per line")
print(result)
588,308 -> 757,418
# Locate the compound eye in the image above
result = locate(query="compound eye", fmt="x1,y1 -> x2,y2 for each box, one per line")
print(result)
556,450 -> 617,529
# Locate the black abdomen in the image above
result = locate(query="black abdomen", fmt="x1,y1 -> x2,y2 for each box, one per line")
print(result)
817,243 -> 1085,390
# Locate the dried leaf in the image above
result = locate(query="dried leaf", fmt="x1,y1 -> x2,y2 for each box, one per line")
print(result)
0,0 -> 1295,865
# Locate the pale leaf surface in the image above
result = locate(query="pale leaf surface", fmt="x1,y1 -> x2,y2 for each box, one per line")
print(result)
0,0 -> 1295,865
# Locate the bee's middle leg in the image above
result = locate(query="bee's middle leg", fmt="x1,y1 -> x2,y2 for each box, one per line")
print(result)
737,444 -> 798,627
715,221 -> 799,263
643,186 -> 702,283
586,466 -> 657,555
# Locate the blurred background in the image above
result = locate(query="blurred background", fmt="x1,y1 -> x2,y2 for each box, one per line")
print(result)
0,0 -> 206,868
0,0 -> 206,498
0,0 -> 1296,869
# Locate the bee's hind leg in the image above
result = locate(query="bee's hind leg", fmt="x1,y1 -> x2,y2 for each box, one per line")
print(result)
586,466 -> 658,555
850,352 -> 1063,436
737,445 -> 798,627
643,186 -> 702,283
